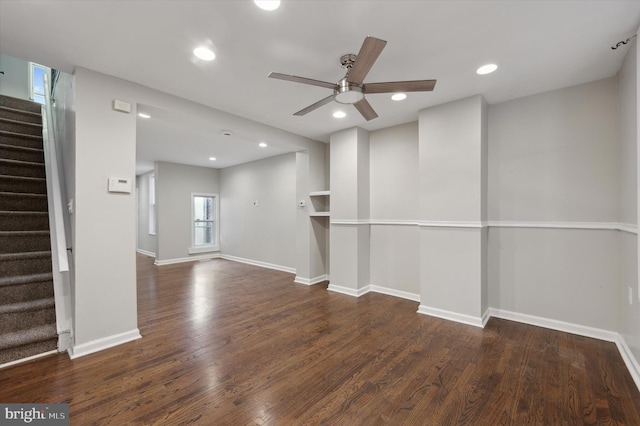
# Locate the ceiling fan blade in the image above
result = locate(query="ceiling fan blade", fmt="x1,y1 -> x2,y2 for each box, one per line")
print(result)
364,80 -> 437,94
353,98 -> 378,121
293,94 -> 335,116
268,72 -> 337,90
347,36 -> 387,85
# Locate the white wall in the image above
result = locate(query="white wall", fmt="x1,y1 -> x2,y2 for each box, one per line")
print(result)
136,171 -> 157,256
369,122 -> 420,296
487,78 -> 621,330
0,52 -> 29,100
220,153 -> 296,270
72,67 -> 138,348
618,36 -> 640,369
155,162 -> 220,263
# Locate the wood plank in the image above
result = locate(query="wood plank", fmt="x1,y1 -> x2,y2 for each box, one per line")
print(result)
0,253 -> 639,424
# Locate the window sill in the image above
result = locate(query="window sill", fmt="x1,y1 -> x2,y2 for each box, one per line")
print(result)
188,246 -> 220,255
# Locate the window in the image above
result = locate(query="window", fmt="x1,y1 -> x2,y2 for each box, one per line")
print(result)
148,175 -> 156,235
189,193 -> 219,254
29,62 -> 47,105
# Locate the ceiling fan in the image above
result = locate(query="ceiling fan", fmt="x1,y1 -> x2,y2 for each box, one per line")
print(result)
268,36 -> 436,121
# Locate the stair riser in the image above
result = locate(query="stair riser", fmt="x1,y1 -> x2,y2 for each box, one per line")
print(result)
0,233 -> 51,254
0,339 -> 58,364
0,145 -> 44,163
0,195 -> 48,212
0,176 -> 47,194
0,133 -> 44,150
0,97 -> 42,114
1,161 -> 46,179
0,213 -> 50,231
0,307 -> 56,335
0,108 -> 42,125
0,280 -> 54,304
0,256 -> 52,278
0,119 -> 43,137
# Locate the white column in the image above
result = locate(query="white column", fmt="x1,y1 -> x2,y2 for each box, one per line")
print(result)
328,127 -> 370,295
417,95 -> 488,326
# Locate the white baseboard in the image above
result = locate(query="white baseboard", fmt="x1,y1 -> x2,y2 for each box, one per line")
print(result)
136,249 -> 155,258
0,350 -> 58,370
220,254 -> 295,274
417,305 -> 487,328
615,335 -> 640,391
68,329 -> 142,359
488,308 -> 618,342
294,274 -> 329,285
327,283 -> 370,297
369,285 -> 421,302
154,253 -> 220,266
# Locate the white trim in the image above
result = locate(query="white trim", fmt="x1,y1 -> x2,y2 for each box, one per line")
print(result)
488,308 -> 618,342
154,253 -> 221,266
419,221 -> 486,228
327,283 -> 370,297
188,245 -> 220,255
488,221 -> 637,233
330,219 -> 370,225
309,212 -> 330,217
294,274 -> 329,285
615,335 -> 640,392
369,219 -> 419,226
417,305 -> 487,328
136,248 -> 156,258
309,190 -> 330,196
220,254 -> 295,274
369,285 -> 421,302
0,350 -> 58,370
68,329 -> 141,359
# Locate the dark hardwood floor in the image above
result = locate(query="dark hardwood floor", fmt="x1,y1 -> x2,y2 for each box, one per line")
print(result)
1,253 -> 639,424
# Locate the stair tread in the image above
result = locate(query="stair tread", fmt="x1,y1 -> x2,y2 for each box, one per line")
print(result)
0,174 -> 46,182
0,143 -> 44,153
0,230 -> 50,235
0,191 -> 47,197
0,117 -> 43,128
0,250 -> 51,260
0,158 -> 45,167
0,272 -> 54,286
0,130 -> 43,140
0,324 -> 57,350
0,210 -> 48,215
0,297 -> 55,314
0,105 -> 42,118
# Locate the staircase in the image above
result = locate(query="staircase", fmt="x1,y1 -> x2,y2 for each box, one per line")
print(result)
0,94 -> 58,365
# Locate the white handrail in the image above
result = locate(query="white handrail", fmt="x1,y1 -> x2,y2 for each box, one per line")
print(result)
42,73 -> 69,272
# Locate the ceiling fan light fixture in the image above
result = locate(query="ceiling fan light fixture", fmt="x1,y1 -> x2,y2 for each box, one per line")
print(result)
254,0 -> 280,11
477,63 -> 498,75
334,79 -> 364,104
391,93 -> 407,101
194,46 -> 216,61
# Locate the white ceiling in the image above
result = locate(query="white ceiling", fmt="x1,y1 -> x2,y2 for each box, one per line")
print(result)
1,1 -> 639,174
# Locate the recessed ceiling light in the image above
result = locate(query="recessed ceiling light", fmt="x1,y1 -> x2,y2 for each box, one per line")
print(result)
477,64 -> 498,75
193,46 -> 216,61
391,93 -> 407,101
333,111 -> 346,118
259,142 -> 268,148
209,157 -> 217,161
254,0 -> 280,11
138,113 -> 151,118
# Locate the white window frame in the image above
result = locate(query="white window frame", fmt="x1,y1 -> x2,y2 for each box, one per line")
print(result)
29,62 -> 47,105
188,192 -> 219,254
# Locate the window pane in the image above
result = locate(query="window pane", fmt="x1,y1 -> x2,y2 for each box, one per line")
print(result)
194,221 -> 214,246
194,196 -> 214,220
33,66 -> 46,96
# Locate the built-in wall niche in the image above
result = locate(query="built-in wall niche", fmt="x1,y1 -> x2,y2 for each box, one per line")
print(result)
309,190 -> 330,217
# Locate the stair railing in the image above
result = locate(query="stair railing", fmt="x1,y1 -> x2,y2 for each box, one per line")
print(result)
42,73 -> 72,348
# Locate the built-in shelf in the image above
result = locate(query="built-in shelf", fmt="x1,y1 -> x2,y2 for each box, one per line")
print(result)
309,190 -> 330,217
